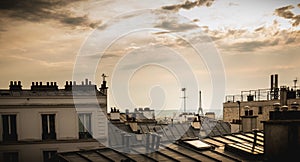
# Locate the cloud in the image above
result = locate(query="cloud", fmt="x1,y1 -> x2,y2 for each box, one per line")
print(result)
154,19 -> 198,32
274,5 -> 300,27
0,0 -> 101,29
200,21 -> 300,53
162,0 -> 214,12
275,5 -> 295,19
228,2 -> 239,6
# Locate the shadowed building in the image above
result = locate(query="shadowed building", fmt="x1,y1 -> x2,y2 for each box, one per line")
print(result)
223,74 -> 300,132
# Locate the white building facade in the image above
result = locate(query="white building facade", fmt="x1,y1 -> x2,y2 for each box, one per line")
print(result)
0,79 -> 108,162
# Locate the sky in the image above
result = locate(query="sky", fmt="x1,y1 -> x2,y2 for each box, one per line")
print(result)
1,0 -> 300,115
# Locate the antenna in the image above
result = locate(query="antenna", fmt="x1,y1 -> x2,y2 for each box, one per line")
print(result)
198,91 -> 204,116
181,88 -> 187,113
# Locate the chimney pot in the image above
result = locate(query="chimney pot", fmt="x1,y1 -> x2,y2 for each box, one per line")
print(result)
40,82 -> 42,86
70,81 -> 72,86
85,78 -> 88,85
273,103 -> 280,111
10,81 -> 13,86
18,81 -> 21,86
291,102 -> 299,110
32,82 -> 34,86
50,82 -> 53,86
281,105 -> 288,111
14,81 -> 17,85
54,82 -> 57,86
89,81 -> 91,85
66,81 -> 68,86
47,82 -> 49,86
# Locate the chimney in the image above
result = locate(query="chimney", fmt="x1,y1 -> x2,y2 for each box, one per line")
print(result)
280,86 -> 287,106
275,74 -> 278,89
110,107 -> 120,120
270,74 -> 274,92
9,80 -> 22,91
85,78 -> 88,85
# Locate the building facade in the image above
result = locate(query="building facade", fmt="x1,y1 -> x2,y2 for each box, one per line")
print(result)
0,78 -> 108,162
223,74 -> 300,132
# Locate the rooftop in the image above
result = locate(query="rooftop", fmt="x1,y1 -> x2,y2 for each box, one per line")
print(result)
0,78 -> 108,97
53,130 -> 264,162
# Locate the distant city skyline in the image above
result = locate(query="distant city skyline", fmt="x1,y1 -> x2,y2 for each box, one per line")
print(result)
1,0 -> 299,112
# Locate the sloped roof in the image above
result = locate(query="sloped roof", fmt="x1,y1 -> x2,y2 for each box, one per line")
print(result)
53,122 -> 264,161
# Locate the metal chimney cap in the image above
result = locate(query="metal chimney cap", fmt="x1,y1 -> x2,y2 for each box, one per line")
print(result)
281,105 -> 288,111
273,103 -> 281,111
291,101 -> 299,106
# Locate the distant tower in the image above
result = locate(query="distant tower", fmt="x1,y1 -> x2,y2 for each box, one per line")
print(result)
198,91 -> 204,116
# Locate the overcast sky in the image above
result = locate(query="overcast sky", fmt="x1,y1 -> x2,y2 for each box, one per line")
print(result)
1,0 -> 300,114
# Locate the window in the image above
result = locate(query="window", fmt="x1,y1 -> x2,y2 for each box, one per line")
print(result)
43,150 -> 57,162
2,115 -> 17,141
41,114 -> 56,140
78,113 -> 92,139
258,106 -> 263,114
3,152 -> 18,162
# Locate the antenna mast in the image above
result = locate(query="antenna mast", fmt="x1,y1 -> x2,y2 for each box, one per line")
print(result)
181,88 -> 186,113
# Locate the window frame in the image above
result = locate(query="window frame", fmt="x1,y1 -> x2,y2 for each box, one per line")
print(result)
2,114 -> 18,142
41,114 -> 56,140
258,106 -> 263,114
78,113 -> 93,139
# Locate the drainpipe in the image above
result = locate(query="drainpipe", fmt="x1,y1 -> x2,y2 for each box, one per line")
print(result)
151,133 -> 156,151
124,134 -> 131,153
155,134 -> 161,151
146,133 -> 150,153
